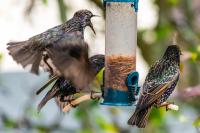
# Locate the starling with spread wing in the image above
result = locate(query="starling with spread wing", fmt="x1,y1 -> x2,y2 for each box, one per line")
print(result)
128,45 -> 181,128
7,9 -> 98,90
37,54 -> 104,112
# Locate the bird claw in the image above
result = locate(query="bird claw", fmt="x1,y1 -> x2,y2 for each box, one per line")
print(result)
166,105 -> 169,111
90,91 -> 99,100
156,101 -> 175,111
68,101 -> 77,108
166,102 -> 175,111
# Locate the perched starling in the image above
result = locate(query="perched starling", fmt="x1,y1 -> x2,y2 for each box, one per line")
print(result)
7,9 -> 98,90
128,45 -> 181,128
37,54 -> 105,112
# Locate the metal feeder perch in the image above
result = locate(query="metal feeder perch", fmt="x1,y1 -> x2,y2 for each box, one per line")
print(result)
101,0 -> 140,106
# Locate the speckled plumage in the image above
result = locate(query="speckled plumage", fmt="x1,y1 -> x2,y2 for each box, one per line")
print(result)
128,45 -> 181,128
37,54 -> 105,112
7,9 -> 98,90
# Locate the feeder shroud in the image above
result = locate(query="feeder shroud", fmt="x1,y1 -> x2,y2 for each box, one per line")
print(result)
102,0 -> 139,106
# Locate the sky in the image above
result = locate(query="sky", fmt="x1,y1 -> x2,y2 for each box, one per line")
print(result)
0,0 -> 157,82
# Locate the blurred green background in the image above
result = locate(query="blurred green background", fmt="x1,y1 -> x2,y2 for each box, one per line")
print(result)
0,0 -> 200,133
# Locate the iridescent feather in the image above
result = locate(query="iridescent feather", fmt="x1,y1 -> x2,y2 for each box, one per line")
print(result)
128,45 -> 181,128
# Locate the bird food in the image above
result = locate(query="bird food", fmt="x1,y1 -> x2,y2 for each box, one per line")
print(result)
105,55 -> 136,91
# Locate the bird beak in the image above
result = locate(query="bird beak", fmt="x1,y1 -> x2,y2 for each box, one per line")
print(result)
88,15 -> 99,35
92,14 -> 100,17
88,21 -> 96,35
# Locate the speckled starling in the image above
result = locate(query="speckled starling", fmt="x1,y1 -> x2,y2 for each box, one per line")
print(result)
7,9 -> 98,90
37,54 -> 104,112
128,45 -> 181,128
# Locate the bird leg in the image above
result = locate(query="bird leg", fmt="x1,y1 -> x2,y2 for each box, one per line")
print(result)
156,101 -> 174,111
60,95 -> 78,107
60,95 -> 71,102
60,96 -> 67,102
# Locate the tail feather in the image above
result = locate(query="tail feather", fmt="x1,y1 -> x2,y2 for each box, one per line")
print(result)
36,76 -> 58,95
37,83 -> 59,112
128,107 -> 152,128
7,41 -> 42,74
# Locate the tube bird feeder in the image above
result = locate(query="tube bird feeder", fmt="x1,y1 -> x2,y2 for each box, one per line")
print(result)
102,0 -> 140,106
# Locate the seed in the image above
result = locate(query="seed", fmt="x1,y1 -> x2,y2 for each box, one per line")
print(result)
105,55 -> 136,91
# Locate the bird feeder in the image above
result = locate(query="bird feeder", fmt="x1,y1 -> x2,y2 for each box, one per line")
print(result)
102,0 -> 140,106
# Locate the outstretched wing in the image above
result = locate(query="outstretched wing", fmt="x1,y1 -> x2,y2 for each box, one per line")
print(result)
7,40 -> 43,74
37,54 -> 105,111
7,26 -> 83,75
46,39 -> 95,90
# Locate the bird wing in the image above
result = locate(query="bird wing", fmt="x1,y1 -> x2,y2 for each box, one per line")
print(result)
37,54 -> 105,111
137,72 -> 179,110
7,26 -> 83,75
46,39 -> 95,91
89,54 -> 105,75
7,40 -> 43,74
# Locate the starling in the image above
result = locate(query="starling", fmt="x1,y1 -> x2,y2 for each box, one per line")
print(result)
7,9 -> 98,90
37,54 -> 104,112
128,45 -> 181,128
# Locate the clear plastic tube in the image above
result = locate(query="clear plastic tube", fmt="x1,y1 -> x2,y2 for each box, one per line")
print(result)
105,2 -> 137,91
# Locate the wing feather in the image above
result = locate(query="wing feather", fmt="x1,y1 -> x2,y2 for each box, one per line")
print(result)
46,39 -> 95,90
137,73 -> 179,110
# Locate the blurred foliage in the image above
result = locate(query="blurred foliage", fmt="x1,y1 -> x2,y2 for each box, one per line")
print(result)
137,0 -> 200,132
0,53 -> 3,61
193,117 -> 200,127
57,0 -> 68,22
0,52 -> 2,71
41,0 -> 48,5
25,0 -> 105,22
1,0 -> 200,132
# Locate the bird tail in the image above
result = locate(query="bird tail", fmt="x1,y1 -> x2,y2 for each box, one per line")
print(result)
7,41 -> 42,74
37,82 -> 59,112
36,76 -> 58,95
128,107 -> 152,128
